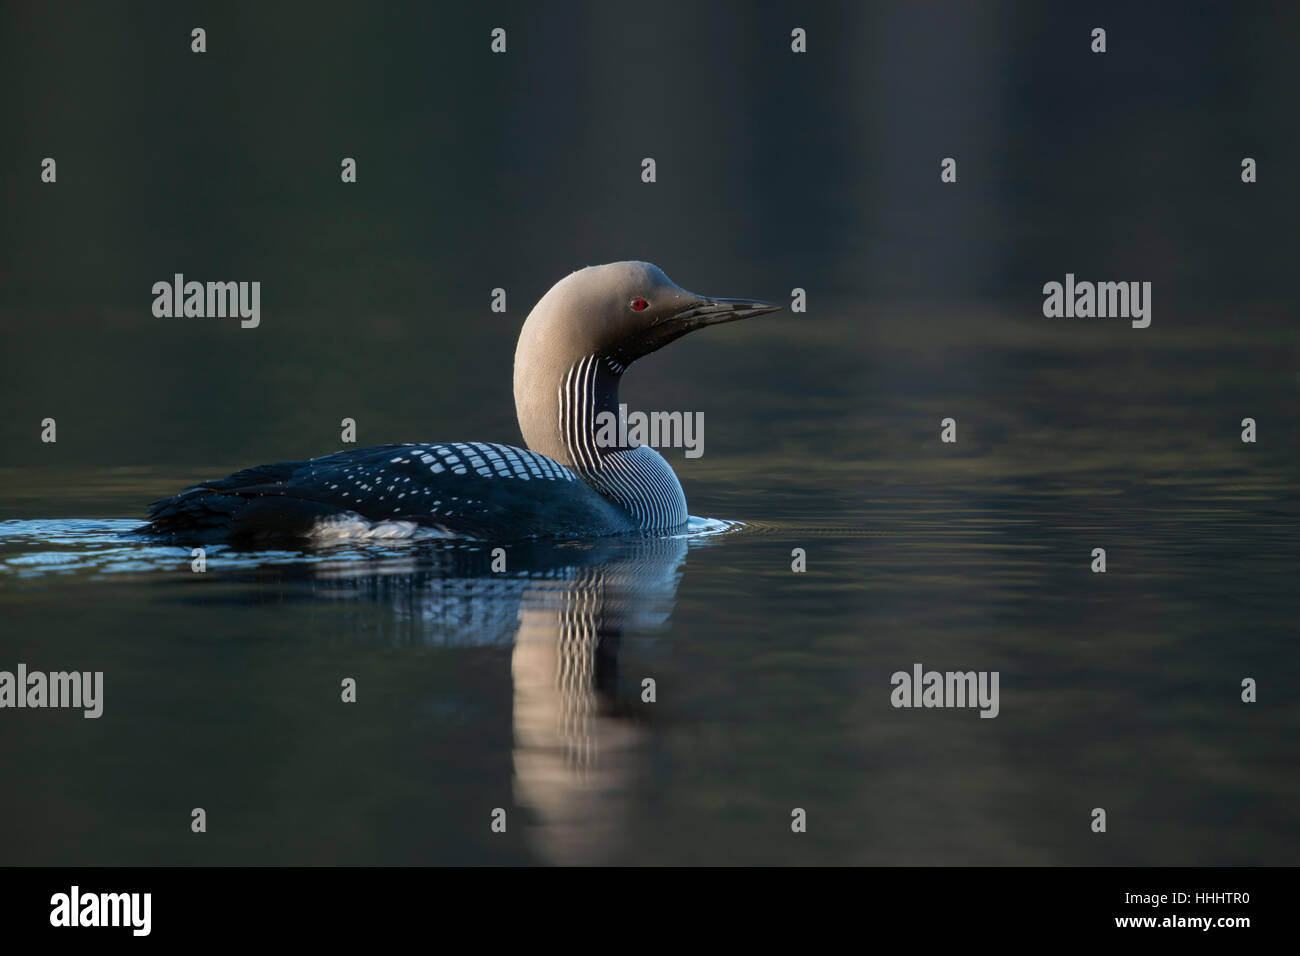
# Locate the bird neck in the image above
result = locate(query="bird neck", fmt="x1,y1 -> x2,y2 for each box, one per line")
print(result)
557,354 -> 629,471
515,352 -> 689,532
516,351 -> 625,469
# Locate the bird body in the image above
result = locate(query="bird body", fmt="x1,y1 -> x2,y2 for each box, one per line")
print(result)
141,262 -> 777,543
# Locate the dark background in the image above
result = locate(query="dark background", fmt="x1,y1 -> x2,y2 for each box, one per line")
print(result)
0,1 -> 1296,868
2,0 -> 1296,472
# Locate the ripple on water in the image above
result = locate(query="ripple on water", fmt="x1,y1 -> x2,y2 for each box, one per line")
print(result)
0,515 -> 745,578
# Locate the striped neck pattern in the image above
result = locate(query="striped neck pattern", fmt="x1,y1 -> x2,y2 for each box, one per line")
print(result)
558,355 -> 688,533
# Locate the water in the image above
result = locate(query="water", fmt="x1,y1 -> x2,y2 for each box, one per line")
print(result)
1,306 -> 1296,866
1,1 -> 1297,866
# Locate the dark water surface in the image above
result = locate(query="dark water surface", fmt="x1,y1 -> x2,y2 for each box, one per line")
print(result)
2,309 -> 1296,866
1,1 -> 1297,866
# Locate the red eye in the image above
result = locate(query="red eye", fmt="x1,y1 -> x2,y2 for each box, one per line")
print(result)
629,297 -> 649,312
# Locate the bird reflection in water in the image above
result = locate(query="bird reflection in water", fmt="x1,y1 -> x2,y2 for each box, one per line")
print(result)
511,536 -> 685,865
239,532 -> 696,864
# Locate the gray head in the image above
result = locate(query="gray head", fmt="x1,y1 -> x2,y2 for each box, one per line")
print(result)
513,262 -> 779,465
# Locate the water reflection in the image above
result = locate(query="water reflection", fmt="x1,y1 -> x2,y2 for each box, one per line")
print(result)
0,518 -> 702,865
512,537 -> 683,864
253,533 -> 689,864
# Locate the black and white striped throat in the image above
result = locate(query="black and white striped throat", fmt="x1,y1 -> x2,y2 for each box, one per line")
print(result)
557,354 -> 688,532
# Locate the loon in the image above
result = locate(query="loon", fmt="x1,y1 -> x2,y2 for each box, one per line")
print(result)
141,261 -> 779,543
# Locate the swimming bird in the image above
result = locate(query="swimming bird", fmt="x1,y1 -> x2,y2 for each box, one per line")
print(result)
141,261 -> 778,543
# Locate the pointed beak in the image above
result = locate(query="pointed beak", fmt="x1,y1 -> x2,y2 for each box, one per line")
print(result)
663,296 -> 783,332
623,292 -> 780,362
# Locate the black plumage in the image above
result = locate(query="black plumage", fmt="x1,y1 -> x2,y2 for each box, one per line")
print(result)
142,443 -> 637,544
